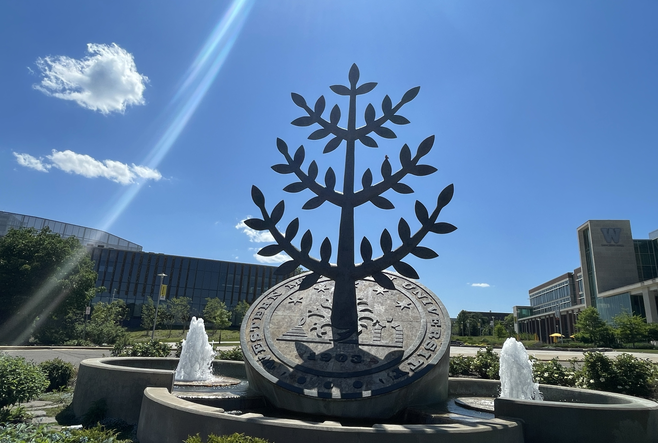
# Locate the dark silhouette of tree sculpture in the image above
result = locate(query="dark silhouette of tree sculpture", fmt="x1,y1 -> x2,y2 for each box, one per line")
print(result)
246,64 -> 456,342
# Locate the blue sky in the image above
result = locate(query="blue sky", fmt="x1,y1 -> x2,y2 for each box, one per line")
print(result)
2,1 -> 658,317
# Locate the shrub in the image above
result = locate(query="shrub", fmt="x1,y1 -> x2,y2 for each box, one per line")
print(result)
0,354 -> 49,409
186,433 -> 270,443
39,358 -> 75,391
81,398 -> 107,428
0,422 -> 133,442
0,405 -> 31,424
611,353 -> 657,397
112,339 -> 171,357
532,359 -> 577,387
471,346 -> 500,380
216,346 -> 243,361
576,352 -> 658,398
449,355 -> 474,376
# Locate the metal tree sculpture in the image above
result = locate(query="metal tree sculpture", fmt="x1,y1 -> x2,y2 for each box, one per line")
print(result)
246,64 -> 456,342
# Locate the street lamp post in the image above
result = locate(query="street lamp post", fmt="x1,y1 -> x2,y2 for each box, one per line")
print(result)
151,273 -> 167,341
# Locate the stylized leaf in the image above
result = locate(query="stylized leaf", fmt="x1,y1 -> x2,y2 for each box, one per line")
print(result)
330,85 -> 350,95
283,182 -> 306,193
299,272 -> 321,290
382,95 -> 392,114
349,64 -> 360,86
309,128 -> 331,140
330,105 -> 341,125
275,260 -> 299,276
300,230 -> 313,254
276,138 -> 289,155
372,272 -> 395,290
270,200 -> 285,224
374,126 -> 396,139
323,137 -> 342,154
243,218 -> 266,231
272,164 -> 293,174
411,246 -> 438,259
411,165 -> 437,176
285,218 -> 299,239
398,218 -> 411,242
389,115 -> 410,125
365,104 -> 375,124
303,196 -> 325,210
291,116 -> 314,127
356,82 -> 377,94
361,168 -> 373,188
308,161 -> 318,180
293,146 -> 305,165
437,184 -> 454,209
430,222 -> 457,234
392,261 -> 419,279
417,135 -> 435,157
359,136 -> 378,148
314,96 -> 326,116
258,244 -> 284,257
415,201 -> 429,224
381,158 -> 392,178
399,144 -> 411,167
380,229 -> 392,253
320,237 -> 332,263
401,86 -> 420,104
291,93 -> 307,108
251,186 -> 265,208
325,168 -> 336,190
371,195 -> 394,210
392,182 -> 414,194
360,237 -> 373,262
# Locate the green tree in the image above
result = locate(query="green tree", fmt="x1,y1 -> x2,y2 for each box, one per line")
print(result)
613,311 -> 648,348
503,314 -> 515,337
140,297 -> 157,335
233,300 -> 250,326
576,307 -> 614,346
0,227 -> 97,345
167,297 -> 192,334
203,298 -> 232,343
84,299 -> 129,345
494,323 -> 508,339
0,354 -> 49,409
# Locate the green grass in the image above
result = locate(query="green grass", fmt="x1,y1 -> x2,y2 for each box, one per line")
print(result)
125,328 -> 240,343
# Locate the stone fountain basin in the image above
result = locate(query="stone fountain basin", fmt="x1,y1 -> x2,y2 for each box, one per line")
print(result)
73,358 -> 658,443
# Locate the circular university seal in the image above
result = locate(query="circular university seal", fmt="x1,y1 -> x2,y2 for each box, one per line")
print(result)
241,272 -> 451,416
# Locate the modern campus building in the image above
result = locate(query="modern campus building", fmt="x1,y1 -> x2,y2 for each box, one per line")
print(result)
515,220 -> 658,342
0,211 -> 286,324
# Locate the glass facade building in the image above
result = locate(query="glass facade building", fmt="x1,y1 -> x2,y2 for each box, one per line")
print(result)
0,211 -> 142,252
1,211 -> 286,324
517,220 -> 658,342
90,248 -> 286,320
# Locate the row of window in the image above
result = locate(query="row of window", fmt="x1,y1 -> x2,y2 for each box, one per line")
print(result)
91,248 -> 286,315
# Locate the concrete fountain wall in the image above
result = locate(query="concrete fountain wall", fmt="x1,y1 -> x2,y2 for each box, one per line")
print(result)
71,358 -> 658,443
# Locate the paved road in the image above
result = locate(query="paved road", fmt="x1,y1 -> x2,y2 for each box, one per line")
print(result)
0,347 -> 112,367
451,346 -> 658,363
3,344 -> 658,368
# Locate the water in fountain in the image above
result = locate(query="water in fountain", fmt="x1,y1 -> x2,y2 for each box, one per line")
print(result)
175,317 -> 215,381
499,337 -> 543,401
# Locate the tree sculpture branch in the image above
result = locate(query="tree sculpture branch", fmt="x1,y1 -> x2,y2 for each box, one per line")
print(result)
246,64 -> 456,340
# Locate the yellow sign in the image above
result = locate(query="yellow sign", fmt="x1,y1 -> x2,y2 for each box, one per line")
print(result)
159,284 -> 167,300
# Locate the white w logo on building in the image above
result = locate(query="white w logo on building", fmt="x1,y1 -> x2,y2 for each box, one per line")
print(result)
601,228 -> 622,244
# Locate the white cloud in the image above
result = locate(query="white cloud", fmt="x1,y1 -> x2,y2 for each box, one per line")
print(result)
236,220 -> 289,264
254,251 -> 289,264
13,152 -> 50,172
470,283 -> 491,288
13,149 -> 161,185
33,43 -> 148,114
235,219 -> 275,243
